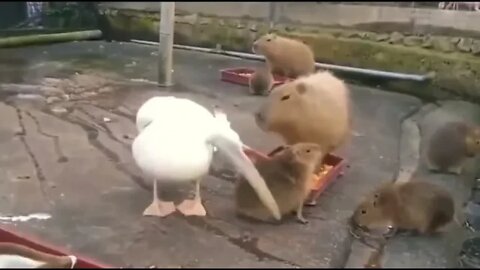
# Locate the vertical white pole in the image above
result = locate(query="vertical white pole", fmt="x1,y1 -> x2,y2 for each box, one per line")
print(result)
268,2 -> 276,31
158,2 -> 175,87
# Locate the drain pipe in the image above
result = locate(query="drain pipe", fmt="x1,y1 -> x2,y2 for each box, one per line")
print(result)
130,39 -> 434,82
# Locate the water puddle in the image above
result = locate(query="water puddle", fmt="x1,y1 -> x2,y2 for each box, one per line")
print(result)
0,213 -> 51,223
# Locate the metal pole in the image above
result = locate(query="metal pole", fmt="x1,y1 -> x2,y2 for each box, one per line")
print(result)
131,39 -> 434,82
268,2 -> 277,31
158,2 -> 175,87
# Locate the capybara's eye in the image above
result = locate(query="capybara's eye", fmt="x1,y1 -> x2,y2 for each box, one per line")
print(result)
374,194 -> 379,198
306,149 -> 311,153
266,38 -> 271,42
476,140 -> 480,145
361,210 -> 366,214
281,95 -> 290,101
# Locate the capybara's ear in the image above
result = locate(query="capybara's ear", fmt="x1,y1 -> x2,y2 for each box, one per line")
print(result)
296,82 -> 307,95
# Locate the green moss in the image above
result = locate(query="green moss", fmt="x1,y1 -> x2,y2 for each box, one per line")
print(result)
102,9 -> 480,102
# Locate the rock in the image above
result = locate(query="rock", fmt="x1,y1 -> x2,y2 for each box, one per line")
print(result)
198,18 -> 210,25
46,96 -> 61,104
457,38 -> 473,53
330,30 -> 343,38
51,106 -> 68,114
175,14 -> 198,25
236,23 -> 246,29
450,37 -> 461,45
422,36 -> 434,49
389,32 -> 404,44
218,20 -> 225,26
375,34 -> 390,42
249,24 -> 258,32
342,31 -> 361,38
80,91 -> 97,99
431,36 -> 456,52
363,32 -> 376,40
14,128 -> 25,136
471,40 -> 480,55
98,86 -> 114,94
358,32 -> 369,39
403,36 -> 424,47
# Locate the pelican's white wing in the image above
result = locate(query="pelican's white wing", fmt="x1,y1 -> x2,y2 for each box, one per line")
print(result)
135,96 -> 214,133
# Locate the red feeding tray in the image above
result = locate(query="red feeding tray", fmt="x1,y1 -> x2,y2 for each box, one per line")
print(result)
243,146 -> 347,206
0,225 -> 112,268
220,67 -> 291,87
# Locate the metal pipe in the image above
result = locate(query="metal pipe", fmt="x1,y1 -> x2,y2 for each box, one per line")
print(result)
158,2 -> 175,87
268,2 -> 277,30
131,39 -> 434,82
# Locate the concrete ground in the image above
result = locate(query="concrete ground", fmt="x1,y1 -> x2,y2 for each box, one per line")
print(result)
0,41 -> 478,268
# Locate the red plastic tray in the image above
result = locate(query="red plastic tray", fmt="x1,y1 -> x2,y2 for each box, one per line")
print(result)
243,146 -> 347,205
220,67 -> 291,87
0,225 -> 112,268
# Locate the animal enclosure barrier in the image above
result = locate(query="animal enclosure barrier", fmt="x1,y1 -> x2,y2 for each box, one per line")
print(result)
0,2 -> 101,38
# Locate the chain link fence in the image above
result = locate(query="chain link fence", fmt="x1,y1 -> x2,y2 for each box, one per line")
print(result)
0,2 -> 100,34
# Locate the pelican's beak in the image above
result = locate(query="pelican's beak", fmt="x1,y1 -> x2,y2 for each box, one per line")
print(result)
213,137 -> 281,220
230,146 -> 281,220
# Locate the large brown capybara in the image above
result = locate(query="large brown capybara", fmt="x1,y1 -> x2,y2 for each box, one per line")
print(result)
252,33 -> 316,79
254,71 -> 352,158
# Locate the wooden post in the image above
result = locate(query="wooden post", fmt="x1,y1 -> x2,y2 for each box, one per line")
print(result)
158,2 -> 175,87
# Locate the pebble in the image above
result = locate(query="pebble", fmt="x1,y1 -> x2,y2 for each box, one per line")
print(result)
51,106 -> 68,114
46,96 -> 62,104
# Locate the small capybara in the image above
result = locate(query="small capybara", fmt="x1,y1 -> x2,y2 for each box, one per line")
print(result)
252,33 -> 316,79
235,143 -> 324,224
426,121 -> 480,175
249,67 -> 274,96
254,71 -> 351,159
351,180 -> 455,235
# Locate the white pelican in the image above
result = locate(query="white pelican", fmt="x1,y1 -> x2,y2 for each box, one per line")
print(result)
0,243 -> 77,268
132,96 -> 281,219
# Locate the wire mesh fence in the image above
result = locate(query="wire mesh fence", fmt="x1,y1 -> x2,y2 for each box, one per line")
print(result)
0,2 -> 100,33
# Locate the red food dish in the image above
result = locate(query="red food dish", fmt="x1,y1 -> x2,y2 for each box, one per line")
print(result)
243,146 -> 347,206
0,225 -> 112,268
220,67 -> 291,87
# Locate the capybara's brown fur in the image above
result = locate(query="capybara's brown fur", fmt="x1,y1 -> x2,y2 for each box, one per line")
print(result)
351,180 -> 454,235
252,33 -> 316,79
235,143 -> 324,224
254,71 -> 351,158
249,67 -> 274,96
426,121 -> 480,175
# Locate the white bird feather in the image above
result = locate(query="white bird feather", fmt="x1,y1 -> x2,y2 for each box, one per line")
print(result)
132,96 -> 280,219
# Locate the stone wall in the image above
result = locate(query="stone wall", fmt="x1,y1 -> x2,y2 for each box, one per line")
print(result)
98,5 -> 480,102
99,2 -> 480,38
